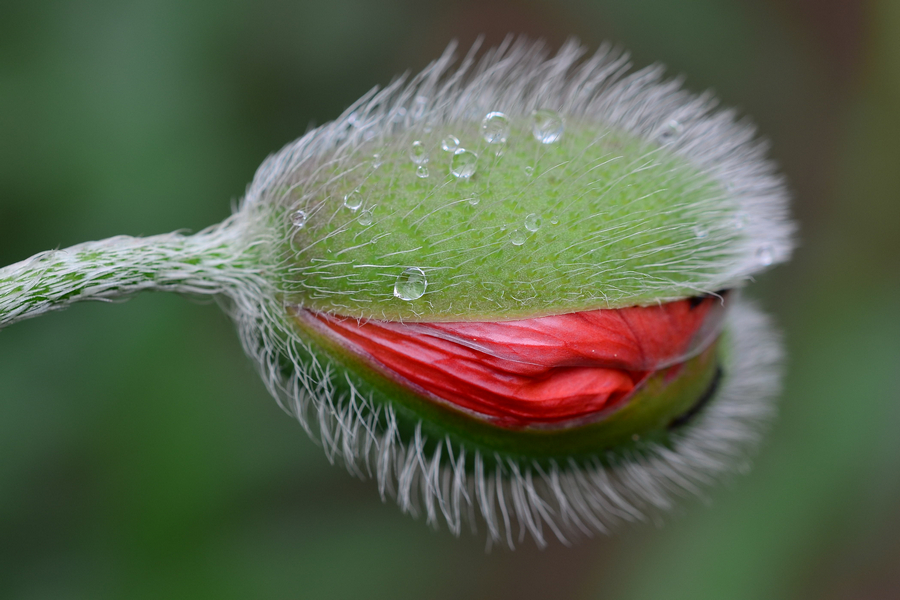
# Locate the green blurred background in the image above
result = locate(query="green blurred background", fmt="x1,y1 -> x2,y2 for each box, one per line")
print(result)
1,0 -> 898,598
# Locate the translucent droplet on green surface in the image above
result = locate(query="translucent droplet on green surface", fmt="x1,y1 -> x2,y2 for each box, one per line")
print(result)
410,141 -> 428,165
291,210 -> 307,229
693,225 -> 708,239
393,267 -> 427,301
524,213 -> 542,232
343,191 -> 363,211
441,135 -> 460,152
510,230 -> 526,246
481,111 -> 509,144
416,165 -> 429,178
450,149 -> 478,179
531,109 -> 564,144
358,209 -> 374,226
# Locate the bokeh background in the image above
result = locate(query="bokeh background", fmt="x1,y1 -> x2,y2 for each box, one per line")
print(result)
1,0 -> 898,598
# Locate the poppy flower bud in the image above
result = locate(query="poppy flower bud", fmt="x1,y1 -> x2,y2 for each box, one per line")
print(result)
0,39 -> 794,547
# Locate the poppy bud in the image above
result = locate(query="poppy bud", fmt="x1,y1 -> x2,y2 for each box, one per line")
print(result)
0,39 -> 794,547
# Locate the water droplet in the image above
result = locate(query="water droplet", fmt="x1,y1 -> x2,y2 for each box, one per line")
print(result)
550,216 -> 559,225
658,119 -> 684,143
441,135 -> 460,152
693,225 -> 709,239
733,211 -> 747,230
467,194 -> 480,206
343,191 -> 363,211
416,165 -> 429,178
756,245 -> 774,266
524,213 -> 542,232
510,230 -> 526,246
358,209 -> 374,226
481,111 -> 510,144
291,210 -> 308,228
394,267 -> 427,301
531,109 -> 564,144
372,153 -> 383,169
450,149 -> 478,179
524,165 -> 534,176
410,141 -> 428,165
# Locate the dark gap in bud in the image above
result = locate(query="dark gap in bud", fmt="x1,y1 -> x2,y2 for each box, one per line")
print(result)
689,289 -> 730,309
668,366 -> 723,430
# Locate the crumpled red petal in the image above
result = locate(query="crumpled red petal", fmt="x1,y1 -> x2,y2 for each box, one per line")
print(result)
302,296 -> 723,428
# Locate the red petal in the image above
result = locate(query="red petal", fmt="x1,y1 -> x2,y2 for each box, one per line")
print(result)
301,296 -> 723,428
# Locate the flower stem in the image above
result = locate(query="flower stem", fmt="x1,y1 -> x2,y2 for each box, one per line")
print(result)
0,218 -> 266,331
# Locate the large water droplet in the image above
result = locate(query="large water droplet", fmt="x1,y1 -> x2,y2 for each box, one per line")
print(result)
410,141 -> 428,165
531,109 -> 564,144
450,149 -> 478,179
481,112 -> 510,144
394,267 -> 427,301
756,245 -> 774,266
441,135 -> 460,152
524,213 -> 542,232
291,210 -> 308,228
343,191 -> 363,211
416,165 -> 429,178
510,230 -> 526,246
358,209 -> 374,226
658,119 -> 683,143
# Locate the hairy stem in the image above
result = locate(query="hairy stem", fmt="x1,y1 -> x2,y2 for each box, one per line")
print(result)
0,218 -> 264,330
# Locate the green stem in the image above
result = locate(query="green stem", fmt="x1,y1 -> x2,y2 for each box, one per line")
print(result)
0,219 -> 265,330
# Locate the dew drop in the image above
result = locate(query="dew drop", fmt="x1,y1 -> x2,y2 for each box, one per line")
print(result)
524,165 -> 534,177
550,216 -> 559,225
524,213 -> 542,232
343,191 -> 363,211
467,194 -> 480,206
531,109 -> 564,144
733,211 -> 747,230
481,111 -> 510,144
510,230 -> 526,246
441,135 -> 460,152
756,245 -> 774,266
358,209 -> 374,226
693,225 -> 709,239
450,149 -> 478,179
658,119 -> 684,143
416,165 -> 429,178
410,141 -> 428,165
372,153 -> 383,169
394,267 -> 427,301
291,210 -> 308,229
